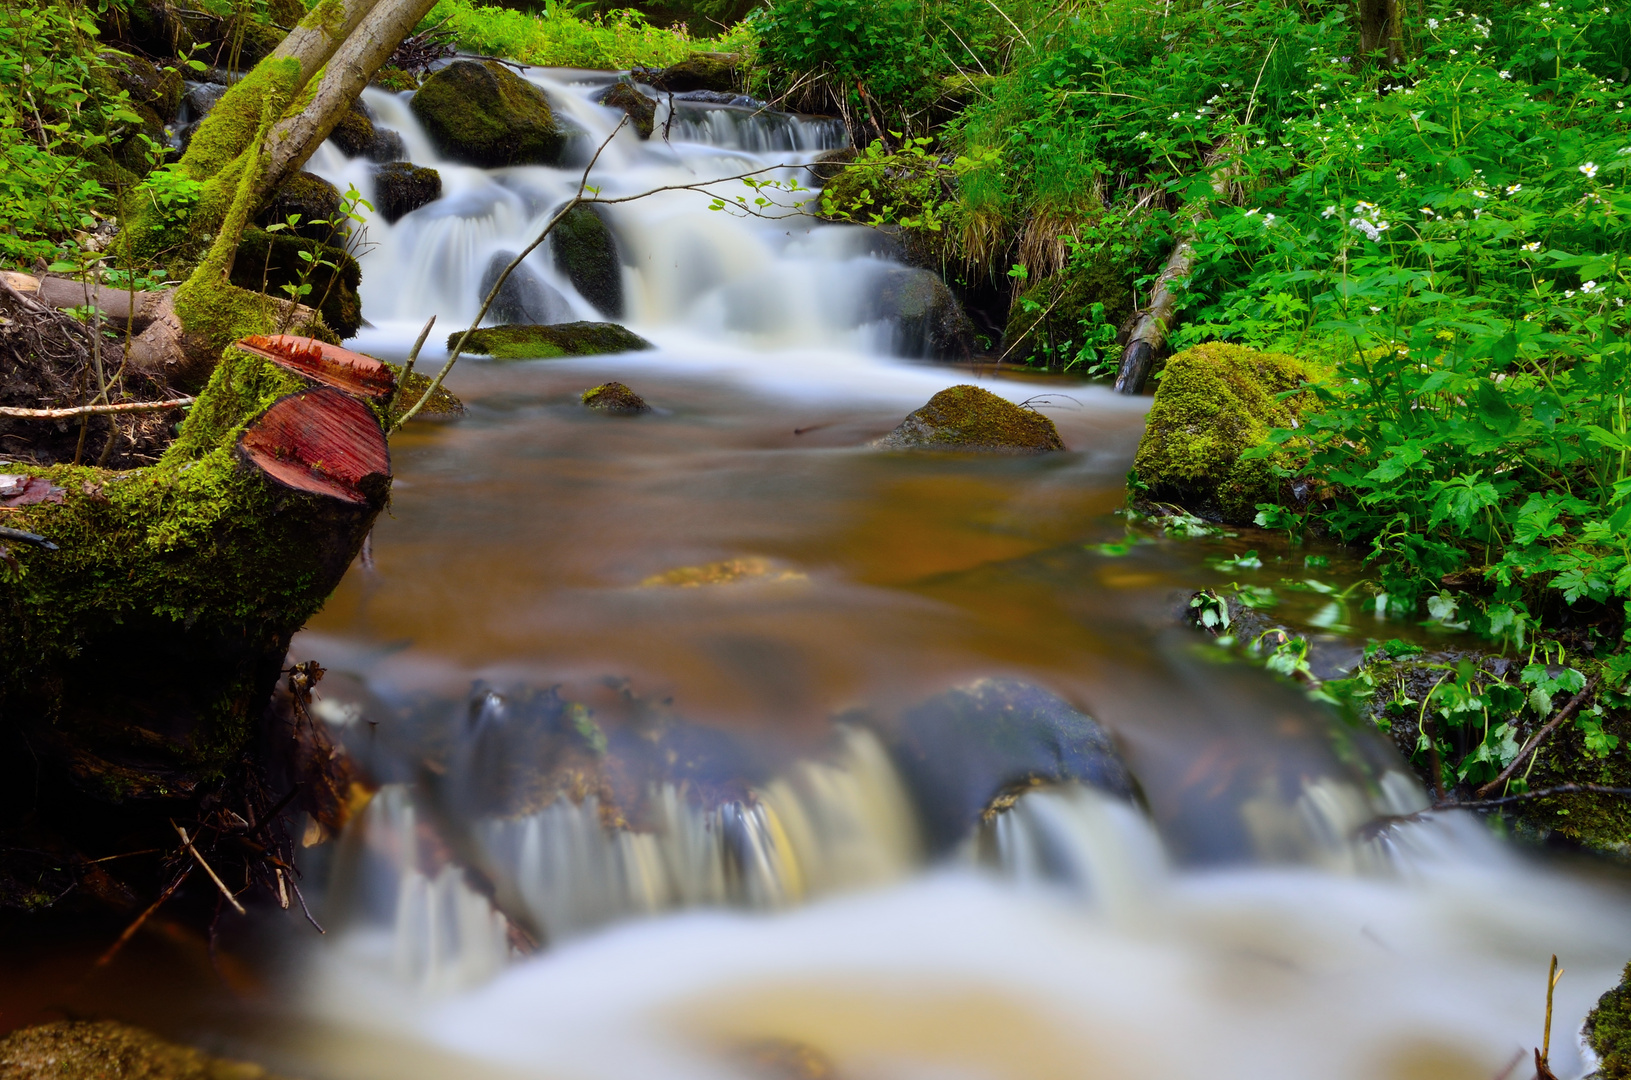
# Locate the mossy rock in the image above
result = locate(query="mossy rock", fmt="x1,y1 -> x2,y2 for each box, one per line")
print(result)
229,226 -> 362,339
886,678 -> 1136,852
1002,254 -> 1133,368
410,59 -> 566,168
371,66 -> 420,93
582,381 -> 649,412
597,80 -> 655,139
552,204 -> 622,318
640,53 -> 739,93
329,101 -> 404,162
1590,964 -> 1631,1079
808,147 -> 855,184
98,1 -> 195,60
101,50 -> 183,122
373,162 -> 441,224
0,1020 -> 285,1080
255,171 -> 344,243
453,322 -> 654,360
388,363 -> 465,423
875,384 -> 1064,454
872,268 -> 975,360
1131,343 -> 1317,523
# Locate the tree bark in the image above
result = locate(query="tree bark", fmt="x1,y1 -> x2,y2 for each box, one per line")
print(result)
1357,0 -> 1403,67
1114,141 -> 1241,395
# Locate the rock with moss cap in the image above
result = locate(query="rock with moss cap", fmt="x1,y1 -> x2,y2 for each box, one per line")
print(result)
389,363 -> 466,423
371,65 -> 419,93
0,1020 -> 284,1080
597,80 -> 656,139
229,226 -> 362,339
454,322 -> 653,360
373,162 -> 441,223
876,384 -> 1064,454
1590,963 -> 1631,1079
411,59 -> 566,168
638,53 -> 739,93
328,100 -> 404,162
553,204 -> 623,318
1131,343 -> 1317,524
255,171 -> 344,242
582,381 -> 650,413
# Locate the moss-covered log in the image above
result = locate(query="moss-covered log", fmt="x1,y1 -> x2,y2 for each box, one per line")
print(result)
0,335 -> 391,804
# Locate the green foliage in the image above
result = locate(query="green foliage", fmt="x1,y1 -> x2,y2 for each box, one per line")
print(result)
419,0 -> 724,69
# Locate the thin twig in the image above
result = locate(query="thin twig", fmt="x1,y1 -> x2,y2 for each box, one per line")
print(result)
387,314 -> 436,421
289,875 -> 325,933
0,397 -> 194,419
173,821 -> 246,915
94,864 -> 191,969
1475,676 -> 1601,798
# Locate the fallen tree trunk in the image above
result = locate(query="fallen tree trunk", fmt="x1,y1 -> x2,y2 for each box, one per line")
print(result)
1114,141 -> 1241,395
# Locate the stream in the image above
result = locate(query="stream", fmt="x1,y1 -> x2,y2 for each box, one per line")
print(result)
12,64 -> 1631,1080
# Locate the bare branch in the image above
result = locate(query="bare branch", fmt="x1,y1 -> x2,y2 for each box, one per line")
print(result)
0,397 -> 194,419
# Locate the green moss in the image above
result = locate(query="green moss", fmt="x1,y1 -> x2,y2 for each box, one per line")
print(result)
453,322 -> 654,359
0,1020 -> 285,1080
371,66 -> 420,93
1589,963 -> 1631,1079
387,363 -> 465,423
553,204 -> 622,318
581,381 -> 650,412
230,226 -> 361,338
646,54 -> 738,93
875,384 -> 1065,453
597,80 -> 654,139
410,60 -> 566,168
1003,250 -> 1133,368
256,171 -> 343,240
1131,343 -> 1317,523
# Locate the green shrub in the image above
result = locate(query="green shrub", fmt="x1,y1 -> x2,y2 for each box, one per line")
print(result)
419,0 -> 723,69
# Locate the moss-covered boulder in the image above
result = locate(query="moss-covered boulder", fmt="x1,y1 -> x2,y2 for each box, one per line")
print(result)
255,171 -> 344,242
0,1020 -> 286,1080
885,679 -> 1136,852
553,204 -> 623,318
411,59 -> 566,168
876,384 -> 1063,454
329,100 -> 404,162
373,162 -> 441,224
389,363 -> 466,423
371,65 -> 420,93
102,50 -> 183,124
1590,964 -> 1631,1079
582,381 -> 650,412
97,0 -> 195,62
1002,255 -> 1133,368
639,53 -> 739,93
597,80 -> 656,139
1131,343 -> 1316,523
229,226 -> 363,339
454,322 -> 653,359
871,268 -> 976,360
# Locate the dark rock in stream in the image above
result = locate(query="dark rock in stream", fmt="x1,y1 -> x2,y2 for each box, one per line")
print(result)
255,171 -> 344,242
597,80 -> 656,139
411,59 -> 567,168
552,204 -> 623,318
581,381 -> 650,413
0,1020 -> 287,1080
636,53 -> 740,94
886,679 -> 1136,852
875,384 -> 1065,454
373,161 -> 442,223
455,322 -> 654,359
479,252 -> 574,326
328,99 -> 405,162
868,267 -> 976,360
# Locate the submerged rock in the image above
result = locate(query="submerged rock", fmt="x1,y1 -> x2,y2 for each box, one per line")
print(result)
870,267 -> 975,360
0,1020 -> 283,1080
1131,343 -> 1316,524
597,80 -> 656,139
454,322 -> 654,359
479,252 -> 574,325
875,384 -> 1064,453
552,204 -> 623,318
582,380 -> 650,413
372,161 -> 441,223
886,679 -> 1136,852
638,53 -> 739,94
411,59 -> 566,167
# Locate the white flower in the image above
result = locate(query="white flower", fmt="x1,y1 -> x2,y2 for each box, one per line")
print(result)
1421,207 -> 1436,217
1539,2 -> 1550,8
1522,241 -> 1541,251
1368,305 -> 1382,313
1322,205 -> 1338,218
1499,70 -> 1512,79
1170,112 -> 1181,120
1582,280 -> 1599,293
1449,49 -> 1458,56
1474,189 -> 1489,198
1616,147 -> 1631,156
1427,16 -> 1439,27
1580,161 -> 1599,178
1349,217 -> 1383,242
1565,289 -> 1576,298
1506,183 -> 1522,194
1264,213 -> 1277,226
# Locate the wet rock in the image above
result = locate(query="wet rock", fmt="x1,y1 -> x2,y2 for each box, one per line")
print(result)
454,322 -> 654,360
371,66 -> 420,93
97,0 -> 194,61
808,147 -> 855,184
387,363 -> 466,423
455,682 -> 611,818
641,556 -> 806,587
328,101 -> 404,162
479,252 -> 574,325
373,162 -> 441,223
552,204 -> 623,318
887,679 -> 1136,852
1002,258 -> 1133,368
1131,343 -> 1316,524
870,267 -> 975,359
230,227 -> 362,339
411,59 -> 566,168
597,80 -> 656,139
582,381 -> 650,413
875,384 -> 1064,454
637,53 -> 740,93
0,1020 -> 283,1080
1590,963 -> 1631,1079
255,171 -> 344,242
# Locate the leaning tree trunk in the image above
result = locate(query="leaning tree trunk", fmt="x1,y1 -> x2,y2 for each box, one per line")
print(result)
1114,140 -> 1241,395
0,336 -> 393,805
1357,0 -> 1403,67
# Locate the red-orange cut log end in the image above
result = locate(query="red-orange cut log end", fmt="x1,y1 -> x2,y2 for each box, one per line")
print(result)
239,387 -> 391,505
237,334 -> 396,402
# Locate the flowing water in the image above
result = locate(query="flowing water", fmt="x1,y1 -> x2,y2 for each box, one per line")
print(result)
34,66 -> 1631,1079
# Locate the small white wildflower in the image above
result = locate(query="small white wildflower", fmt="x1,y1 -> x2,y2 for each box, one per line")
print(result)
1244,208 -> 1259,216
1349,218 -> 1383,242
1170,112 -> 1181,120
1368,305 -> 1382,313
1582,280 -> 1599,293
1449,49 -> 1458,56
1506,183 -> 1522,194
1397,170 -> 1408,181
1137,131 -> 1149,138
1522,241 -> 1541,251
1427,16 -> 1439,28
1565,289 -> 1576,298
1580,161 -> 1599,178
1421,207 -> 1436,217
1264,213 -> 1277,226
1474,189 -> 1489,198
1322,205 -> 1338,218
1499,70 -> 1512,79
